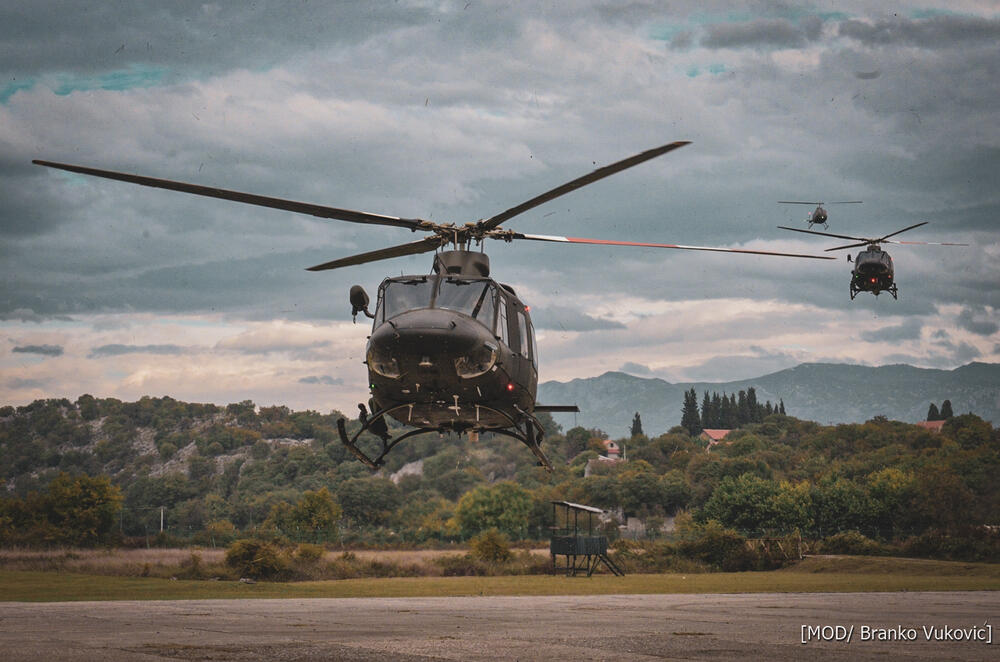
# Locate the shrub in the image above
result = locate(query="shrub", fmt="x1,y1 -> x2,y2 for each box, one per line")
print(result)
224,538 -> 288,579
469,528 -> 511,564
295,543 -> 325,563
821,531 -> 886,556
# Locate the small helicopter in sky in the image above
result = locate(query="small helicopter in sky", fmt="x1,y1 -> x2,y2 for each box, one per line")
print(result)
777,221 -> 967,300
35,141 -> 834,471
778,200 -> 863,229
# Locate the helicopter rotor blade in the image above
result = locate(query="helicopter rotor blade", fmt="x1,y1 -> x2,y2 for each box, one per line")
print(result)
778,201 -> 823,205
33,160 -> 431,231
824,241 -> 871,252
306,236 -> 444,271
506,233 -> 836,259
776,225 -> 868,242
889,240 -> 969,247
879,221 -> 928,242
827,200 -> 863,204
476,141 -> 690,232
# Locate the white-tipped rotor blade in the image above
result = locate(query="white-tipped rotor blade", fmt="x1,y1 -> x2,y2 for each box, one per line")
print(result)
509,233 -> 836,259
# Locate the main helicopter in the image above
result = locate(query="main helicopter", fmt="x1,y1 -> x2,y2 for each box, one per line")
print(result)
34,141 -> 835,471
777,221 -> 967,299
778,200 -> 862,229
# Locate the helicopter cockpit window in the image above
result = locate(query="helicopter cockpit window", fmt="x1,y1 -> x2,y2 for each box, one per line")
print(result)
435,278 -> 496,328
381,277 -> 434,320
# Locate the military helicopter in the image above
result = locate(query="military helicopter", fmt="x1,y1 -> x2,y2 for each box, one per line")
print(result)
777,221 -> 967,299
778,200 -> 862,229
34,141 -> 835,471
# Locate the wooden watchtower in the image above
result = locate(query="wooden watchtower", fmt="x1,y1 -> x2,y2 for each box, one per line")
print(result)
549,501 -> 624,576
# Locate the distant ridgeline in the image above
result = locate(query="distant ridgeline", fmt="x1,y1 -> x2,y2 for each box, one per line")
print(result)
538,362 -> 1000,438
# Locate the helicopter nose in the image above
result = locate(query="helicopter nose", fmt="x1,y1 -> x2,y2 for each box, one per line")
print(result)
367,309 -> 494,379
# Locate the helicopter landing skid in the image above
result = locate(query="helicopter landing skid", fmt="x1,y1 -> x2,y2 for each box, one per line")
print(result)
336,402 -> 554,472
337,404 -> 432,470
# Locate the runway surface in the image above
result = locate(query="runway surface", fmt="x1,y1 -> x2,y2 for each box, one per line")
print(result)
2,592 -> 997,661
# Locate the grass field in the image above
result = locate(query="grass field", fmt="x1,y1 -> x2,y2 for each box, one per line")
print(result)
1,555 -> 998,602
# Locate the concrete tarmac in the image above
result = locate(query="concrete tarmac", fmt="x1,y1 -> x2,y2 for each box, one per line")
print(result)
1,592 -> 997,661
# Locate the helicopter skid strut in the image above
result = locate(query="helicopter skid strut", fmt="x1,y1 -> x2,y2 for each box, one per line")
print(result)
337,402 -> 553,473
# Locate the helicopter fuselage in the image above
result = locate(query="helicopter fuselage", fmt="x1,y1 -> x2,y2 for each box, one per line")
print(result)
365,272 -> 537,431
809,206 -> 828,228
850,245 -> 897,299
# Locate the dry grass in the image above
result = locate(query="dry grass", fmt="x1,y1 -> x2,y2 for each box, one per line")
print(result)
0,548 -> 228,578
0,547 -> 550,579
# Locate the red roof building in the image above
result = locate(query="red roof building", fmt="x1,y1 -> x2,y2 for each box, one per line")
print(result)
916,420 -> 946,433
700,429 -> 733,449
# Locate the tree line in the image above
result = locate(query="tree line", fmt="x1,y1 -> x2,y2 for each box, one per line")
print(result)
679,387 -> 784,435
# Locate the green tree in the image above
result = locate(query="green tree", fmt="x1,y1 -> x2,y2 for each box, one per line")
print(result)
926,403 -> 940,421
454,482 -> 532,537
939,399 -> 954,419
680,388 -> 702,436
289,487 -> 341,539
337,477 -> 400,526
43,473 -> 122,546
630,412 -> 644,438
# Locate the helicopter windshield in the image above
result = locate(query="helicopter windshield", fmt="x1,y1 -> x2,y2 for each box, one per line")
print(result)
381,277 -> 435,320
436,278 -> 496,328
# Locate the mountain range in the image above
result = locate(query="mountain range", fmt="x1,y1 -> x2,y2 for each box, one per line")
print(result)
537,362 -> 999,438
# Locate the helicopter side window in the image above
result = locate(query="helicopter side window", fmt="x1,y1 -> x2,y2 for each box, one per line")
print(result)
373,291 -> 385,325
497,295 -> 509,345
528,318 -> 537,369
381,277 -> 434,320
517,310 -> 530,360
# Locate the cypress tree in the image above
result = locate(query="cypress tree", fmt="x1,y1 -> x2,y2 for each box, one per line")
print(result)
926,403 -> 940,421
701,391 -> 711,428
737,390 -> 749,426
680,388 -> 702,436
779,399 -> 786,415
940,399 -> 954,419
747,387 -> 761,422
630,412 -> 644,437
710,392 -> 722,428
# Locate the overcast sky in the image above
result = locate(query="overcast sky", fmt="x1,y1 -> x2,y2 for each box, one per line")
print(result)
2,1 -> 997,414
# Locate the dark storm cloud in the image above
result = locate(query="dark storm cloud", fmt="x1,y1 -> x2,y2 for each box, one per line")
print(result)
700,17 -> 822,49
859,318 -> 923,342
531,305 -> 626,332
12,344 -> 63,356
956,307 -> 999,336
88,343 -> 183,358
0,2 -> 432,79
298,375 -> 343,386
838,15 -> 1000,48
0,309 -> 73,323
668,31 -> 694,50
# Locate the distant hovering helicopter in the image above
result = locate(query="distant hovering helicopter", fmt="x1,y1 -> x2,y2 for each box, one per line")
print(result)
777,222 -> 967,300
34,141 -> 834,471
778,200 -> 862,229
